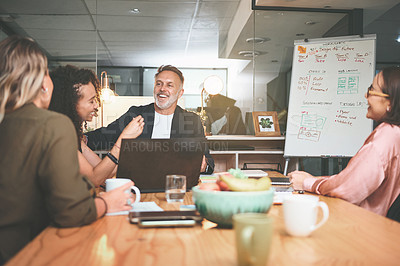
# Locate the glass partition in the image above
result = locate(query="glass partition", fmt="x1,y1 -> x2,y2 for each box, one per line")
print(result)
0,29 -> 7,42
0,0 -> 361,140
252,9 -> 348,133
143,67 -> 227,111
0,1 -> 376,174
251,6 -> 358,175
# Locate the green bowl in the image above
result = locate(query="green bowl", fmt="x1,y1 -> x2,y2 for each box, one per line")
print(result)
192,186 -> 274,227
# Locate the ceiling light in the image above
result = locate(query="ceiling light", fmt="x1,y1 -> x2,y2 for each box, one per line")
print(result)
305,21 -> 316,25
238,51 -> 262,57
0,14 -> 14,22
246,37 -> 270,44
397,36 -> 400,43
129,8 -> 140,14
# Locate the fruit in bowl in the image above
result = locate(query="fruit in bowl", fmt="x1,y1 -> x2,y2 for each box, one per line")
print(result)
192,169 -> 274,227
192,187 -> 274,227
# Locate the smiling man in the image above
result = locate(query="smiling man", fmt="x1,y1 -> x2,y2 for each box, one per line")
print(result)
86,65 -> 214,174
153,67 -> 183,114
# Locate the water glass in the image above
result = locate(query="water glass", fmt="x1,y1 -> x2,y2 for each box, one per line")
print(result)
165,175 -> 186,203
233,213 -> 274,266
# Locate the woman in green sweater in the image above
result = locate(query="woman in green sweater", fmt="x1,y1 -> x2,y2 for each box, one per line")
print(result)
0,36 -> 134,264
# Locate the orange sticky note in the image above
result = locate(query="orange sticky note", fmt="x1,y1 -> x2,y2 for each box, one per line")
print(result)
298,46 -> 306,54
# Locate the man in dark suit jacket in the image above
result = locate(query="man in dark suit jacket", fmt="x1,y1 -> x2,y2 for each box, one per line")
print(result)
86,65 -> 214,173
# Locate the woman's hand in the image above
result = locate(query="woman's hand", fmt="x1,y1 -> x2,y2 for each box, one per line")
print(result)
100,181 -> 135,213
200,156 -> 207,172
121,115 -> 145,139
288,170 -> 315,191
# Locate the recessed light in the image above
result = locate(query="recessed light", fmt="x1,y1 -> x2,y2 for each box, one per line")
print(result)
129,8 -> 140,14
238,51 -> 261,57
305,21 -> 316,25
0,14 -> 14,22
246,37 -> 271,44
396,36 -> 400,43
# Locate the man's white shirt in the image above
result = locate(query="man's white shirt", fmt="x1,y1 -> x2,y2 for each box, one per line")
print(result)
151,111 -> 174,139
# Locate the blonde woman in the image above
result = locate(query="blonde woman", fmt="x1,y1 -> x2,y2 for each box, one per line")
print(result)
0,36 -> 134,264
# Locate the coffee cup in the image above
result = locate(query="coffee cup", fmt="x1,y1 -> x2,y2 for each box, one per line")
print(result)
283,195 -> 329,237
105,178 -> 141,205
233,213 -> 274,266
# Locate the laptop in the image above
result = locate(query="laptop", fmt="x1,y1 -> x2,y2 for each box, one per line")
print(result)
117,138 -> 205,192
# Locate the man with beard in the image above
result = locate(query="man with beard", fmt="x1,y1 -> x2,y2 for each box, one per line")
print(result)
86,65 -> 214,174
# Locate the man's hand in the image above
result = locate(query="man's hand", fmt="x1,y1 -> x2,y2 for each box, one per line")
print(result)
121,115 -> 144,139
200,155 -> 207,172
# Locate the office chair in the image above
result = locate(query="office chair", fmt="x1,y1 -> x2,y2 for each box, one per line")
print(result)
387,193 -> 400,223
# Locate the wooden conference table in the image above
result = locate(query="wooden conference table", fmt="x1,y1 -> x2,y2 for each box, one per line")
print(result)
7,176 -> 400,265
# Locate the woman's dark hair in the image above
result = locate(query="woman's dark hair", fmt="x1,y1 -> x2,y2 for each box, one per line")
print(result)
381,66 -> 400,125
49,65 -> 100,146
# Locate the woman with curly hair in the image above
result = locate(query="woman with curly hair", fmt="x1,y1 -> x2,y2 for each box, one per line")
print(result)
49,65 -> 144,187
0,36 -> 134,264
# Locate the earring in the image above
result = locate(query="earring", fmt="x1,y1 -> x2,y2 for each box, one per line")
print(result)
42,88 -> 48,93
387,106 -> 391,112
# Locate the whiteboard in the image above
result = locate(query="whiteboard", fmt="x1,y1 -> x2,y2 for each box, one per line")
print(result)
284,35 -> 376,157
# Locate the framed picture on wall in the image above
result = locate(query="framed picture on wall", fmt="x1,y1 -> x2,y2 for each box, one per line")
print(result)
252,111 -> 281,137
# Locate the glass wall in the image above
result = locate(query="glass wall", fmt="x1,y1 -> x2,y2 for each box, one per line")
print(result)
97,66 -> 143,96
252,9 -> 349,133
0,29 -> 7,42
0,1 -> 382,175
95,66 -> 228,113
0,1 -> 359,137
143,67 -> 227,112
251,6 -> 358,175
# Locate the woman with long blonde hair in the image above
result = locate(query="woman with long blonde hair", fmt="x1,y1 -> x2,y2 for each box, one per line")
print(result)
0,36 -> 135,264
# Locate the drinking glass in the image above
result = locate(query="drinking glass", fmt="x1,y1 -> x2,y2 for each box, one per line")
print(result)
233,213 -> 274,266
165,175 -> 186,203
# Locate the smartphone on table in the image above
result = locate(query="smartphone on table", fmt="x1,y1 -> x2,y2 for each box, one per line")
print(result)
129,210 -> 202,228
269,177 -> 291,186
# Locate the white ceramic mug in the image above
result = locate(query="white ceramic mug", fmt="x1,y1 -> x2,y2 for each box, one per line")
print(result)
105,178 -> 141,205
283,195 -> 329,237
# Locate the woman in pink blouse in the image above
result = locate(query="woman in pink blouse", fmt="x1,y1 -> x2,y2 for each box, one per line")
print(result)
289,66 -> 400,216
